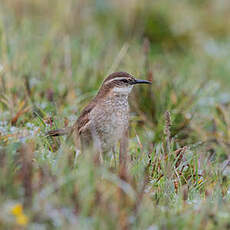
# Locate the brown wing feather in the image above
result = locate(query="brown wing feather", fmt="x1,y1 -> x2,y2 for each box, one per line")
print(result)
72,102 -> 96,151
74,101 -> 96,134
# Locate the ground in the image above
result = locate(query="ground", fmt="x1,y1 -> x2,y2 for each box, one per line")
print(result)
0,1 -> 230,229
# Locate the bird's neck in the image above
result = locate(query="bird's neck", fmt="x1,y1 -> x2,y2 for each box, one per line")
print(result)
112,85 -> 133,94
102,91 -> 129,111
95,85 -> 132,102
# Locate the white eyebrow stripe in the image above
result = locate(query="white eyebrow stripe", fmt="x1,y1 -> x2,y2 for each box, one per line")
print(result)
105,77 -> 128,84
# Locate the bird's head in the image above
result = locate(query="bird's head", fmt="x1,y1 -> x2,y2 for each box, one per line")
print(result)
101,72 -> 152,96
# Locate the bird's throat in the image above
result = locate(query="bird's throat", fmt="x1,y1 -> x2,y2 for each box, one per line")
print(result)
112,85 -> 133,94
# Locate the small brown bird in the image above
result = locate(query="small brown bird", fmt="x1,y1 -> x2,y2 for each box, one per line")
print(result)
47,72 -> 151,162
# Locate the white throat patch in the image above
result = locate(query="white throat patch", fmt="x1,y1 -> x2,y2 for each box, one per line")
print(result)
112,85 -> 133,94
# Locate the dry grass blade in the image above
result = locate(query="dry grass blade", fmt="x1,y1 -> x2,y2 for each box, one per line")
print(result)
164,111 -> 171,153
107,43 -> 129,74
19,142 -> 34,207
11,104 -> 30,125
175,146 -> 187,168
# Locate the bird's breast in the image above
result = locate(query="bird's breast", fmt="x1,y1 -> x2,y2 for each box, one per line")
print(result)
89,96 -> 129,151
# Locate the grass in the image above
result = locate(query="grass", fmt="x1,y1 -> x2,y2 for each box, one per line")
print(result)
0,0 -> 230,229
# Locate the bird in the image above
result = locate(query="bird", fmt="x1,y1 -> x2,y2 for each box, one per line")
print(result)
47,72 -> 151,163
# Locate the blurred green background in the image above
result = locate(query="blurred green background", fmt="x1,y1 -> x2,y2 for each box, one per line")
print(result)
0,0 -> 230,229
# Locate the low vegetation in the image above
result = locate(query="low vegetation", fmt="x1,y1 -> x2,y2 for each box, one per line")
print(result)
0,0 -> 230,229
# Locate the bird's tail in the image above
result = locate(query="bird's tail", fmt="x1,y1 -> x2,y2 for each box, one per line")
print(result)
46,127 -> 72,137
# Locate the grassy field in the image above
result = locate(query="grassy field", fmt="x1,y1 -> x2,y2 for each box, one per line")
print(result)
0,0 -> 230,229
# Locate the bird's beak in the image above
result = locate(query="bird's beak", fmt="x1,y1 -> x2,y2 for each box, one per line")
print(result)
134,79 -> 152,85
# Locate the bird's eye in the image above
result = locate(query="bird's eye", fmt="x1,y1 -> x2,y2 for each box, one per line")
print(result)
122,79 -> 128,83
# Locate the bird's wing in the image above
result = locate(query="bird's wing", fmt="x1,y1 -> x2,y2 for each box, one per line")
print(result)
74,101 -> 96,135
